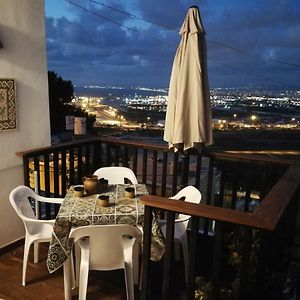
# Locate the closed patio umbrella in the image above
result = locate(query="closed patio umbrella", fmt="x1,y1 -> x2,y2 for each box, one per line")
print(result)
164,6 -> 213,152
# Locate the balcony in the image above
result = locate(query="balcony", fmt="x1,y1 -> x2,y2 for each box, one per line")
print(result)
3,136 -> 300,299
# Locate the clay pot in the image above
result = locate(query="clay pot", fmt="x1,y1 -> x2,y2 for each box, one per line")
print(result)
83,175 -> 100,195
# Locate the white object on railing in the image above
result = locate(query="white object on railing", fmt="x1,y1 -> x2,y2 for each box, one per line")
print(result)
33,171 -> 40,219
74,117 -> 86,135
65,115 -> 75,130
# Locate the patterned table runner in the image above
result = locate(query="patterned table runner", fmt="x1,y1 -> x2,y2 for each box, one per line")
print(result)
47,184 -> 165,273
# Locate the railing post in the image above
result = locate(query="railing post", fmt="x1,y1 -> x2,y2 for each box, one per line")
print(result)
211,221 -> 224,300
34,157 -> 41,195
61,151 -> 67,196
93,141 -> 102,171
123,146 -> 129,167
69,147 -> 75,185
53,151 -> 60,215
231,162 -> 239,209
33,171 -> 40,219
162,210 -> 175,300
44,152 -> 51,219
244,164 -> 252,211
132,148 -> 138,175
77,146 -> 83,184
204,158 -> 214,235
114,145 -> 120,165
161,152 -> 168,197
84,144 -> 91,175
187,216 -> 200,300
23,155 -> 30,187
172,152 -> 179,196
151,151 -> 157,195
238,226 -> 252,299
141,206 -> 153,300
180,154 -> 189,189
195,154 -> 202,189
142,149 -> 148,184
255,230 -> 273,298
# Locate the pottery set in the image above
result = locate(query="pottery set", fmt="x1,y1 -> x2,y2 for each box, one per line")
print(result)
83,175 -> 108,195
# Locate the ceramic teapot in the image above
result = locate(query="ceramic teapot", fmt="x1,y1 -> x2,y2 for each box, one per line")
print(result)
83,175 -> 100,195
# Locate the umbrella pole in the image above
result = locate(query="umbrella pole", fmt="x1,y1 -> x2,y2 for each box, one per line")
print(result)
180,154 -> 189,189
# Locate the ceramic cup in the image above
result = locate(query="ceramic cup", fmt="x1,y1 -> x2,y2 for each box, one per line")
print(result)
74,186 -> 84,197
125,187 -> 135,198
98,195 -> 109,207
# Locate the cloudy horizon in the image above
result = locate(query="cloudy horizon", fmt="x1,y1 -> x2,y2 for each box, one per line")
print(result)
45,0 -> 300,90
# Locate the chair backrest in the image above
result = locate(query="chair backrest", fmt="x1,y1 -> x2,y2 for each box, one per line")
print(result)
170,186 -> 202,225
93,167 -> 138,184
70,224 -> 141,271
9,185 -> 37,221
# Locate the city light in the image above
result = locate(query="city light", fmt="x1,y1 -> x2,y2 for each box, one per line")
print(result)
72,88 -> 300,131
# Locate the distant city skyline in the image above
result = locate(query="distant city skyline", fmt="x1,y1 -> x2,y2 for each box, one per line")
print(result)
45,0 -> 300,90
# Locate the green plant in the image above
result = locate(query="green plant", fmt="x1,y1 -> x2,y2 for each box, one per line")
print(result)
194,226 -> 262,299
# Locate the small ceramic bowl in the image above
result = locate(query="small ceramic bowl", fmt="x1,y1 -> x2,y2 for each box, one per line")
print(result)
74,186 -> 84,197
125,187 -> 135,198
98,195 -> 109,207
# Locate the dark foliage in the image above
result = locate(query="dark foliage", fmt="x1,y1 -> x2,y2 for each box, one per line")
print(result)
48,71 -> 95,134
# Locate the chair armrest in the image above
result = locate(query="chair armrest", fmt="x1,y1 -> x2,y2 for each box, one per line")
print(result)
158,216 -> 189,225
38,196 -> 64,205
126,226 -> 142,242
23,217 -> 56,225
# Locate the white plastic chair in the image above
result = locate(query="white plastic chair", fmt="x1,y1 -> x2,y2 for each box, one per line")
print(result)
66,224 -> 142,300
93,166 -> 138,184
9,185 -> 63,286
159,186 -> 202,283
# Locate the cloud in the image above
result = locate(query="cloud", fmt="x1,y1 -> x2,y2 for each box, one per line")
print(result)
45,0 -> 300,89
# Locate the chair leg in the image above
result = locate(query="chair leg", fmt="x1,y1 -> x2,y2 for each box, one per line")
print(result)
70,250 -> 76,289
22,238 -> 32,286
133,241 -> 139,285
63,257 -> 73,300
124,263 -> 134,300
174,241 -> 181,261
74,241 -> 81,288
33,241 -> 39,263
79,246 -> 90,300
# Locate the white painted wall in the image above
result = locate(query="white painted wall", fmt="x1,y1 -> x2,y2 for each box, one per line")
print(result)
0,0 -> 51,248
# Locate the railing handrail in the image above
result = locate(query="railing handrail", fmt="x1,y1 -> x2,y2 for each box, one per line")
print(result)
141,161 -> 300,231
19,135 -> 300,298
15,137 -> 101,156
255,160 -> 300,228
17,136 -> 295,166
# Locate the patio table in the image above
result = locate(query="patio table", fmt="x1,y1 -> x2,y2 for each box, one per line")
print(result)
46,183 -> 165,273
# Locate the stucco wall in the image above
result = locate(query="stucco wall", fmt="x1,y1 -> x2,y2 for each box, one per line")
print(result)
0,0 -> 51,247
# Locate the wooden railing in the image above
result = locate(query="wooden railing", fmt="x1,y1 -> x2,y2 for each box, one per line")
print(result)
20,137 -> 300,299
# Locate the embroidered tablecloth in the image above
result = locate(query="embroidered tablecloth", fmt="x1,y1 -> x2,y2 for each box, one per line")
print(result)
47,184 -> 165,273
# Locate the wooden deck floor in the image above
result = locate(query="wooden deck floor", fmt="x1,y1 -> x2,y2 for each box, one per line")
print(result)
0,243 -> 187,300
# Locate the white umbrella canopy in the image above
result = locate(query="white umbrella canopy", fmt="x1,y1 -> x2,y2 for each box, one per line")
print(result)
163,6 -> 213,152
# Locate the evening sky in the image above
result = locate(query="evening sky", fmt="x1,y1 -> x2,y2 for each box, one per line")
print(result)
45,0 -> 300,90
